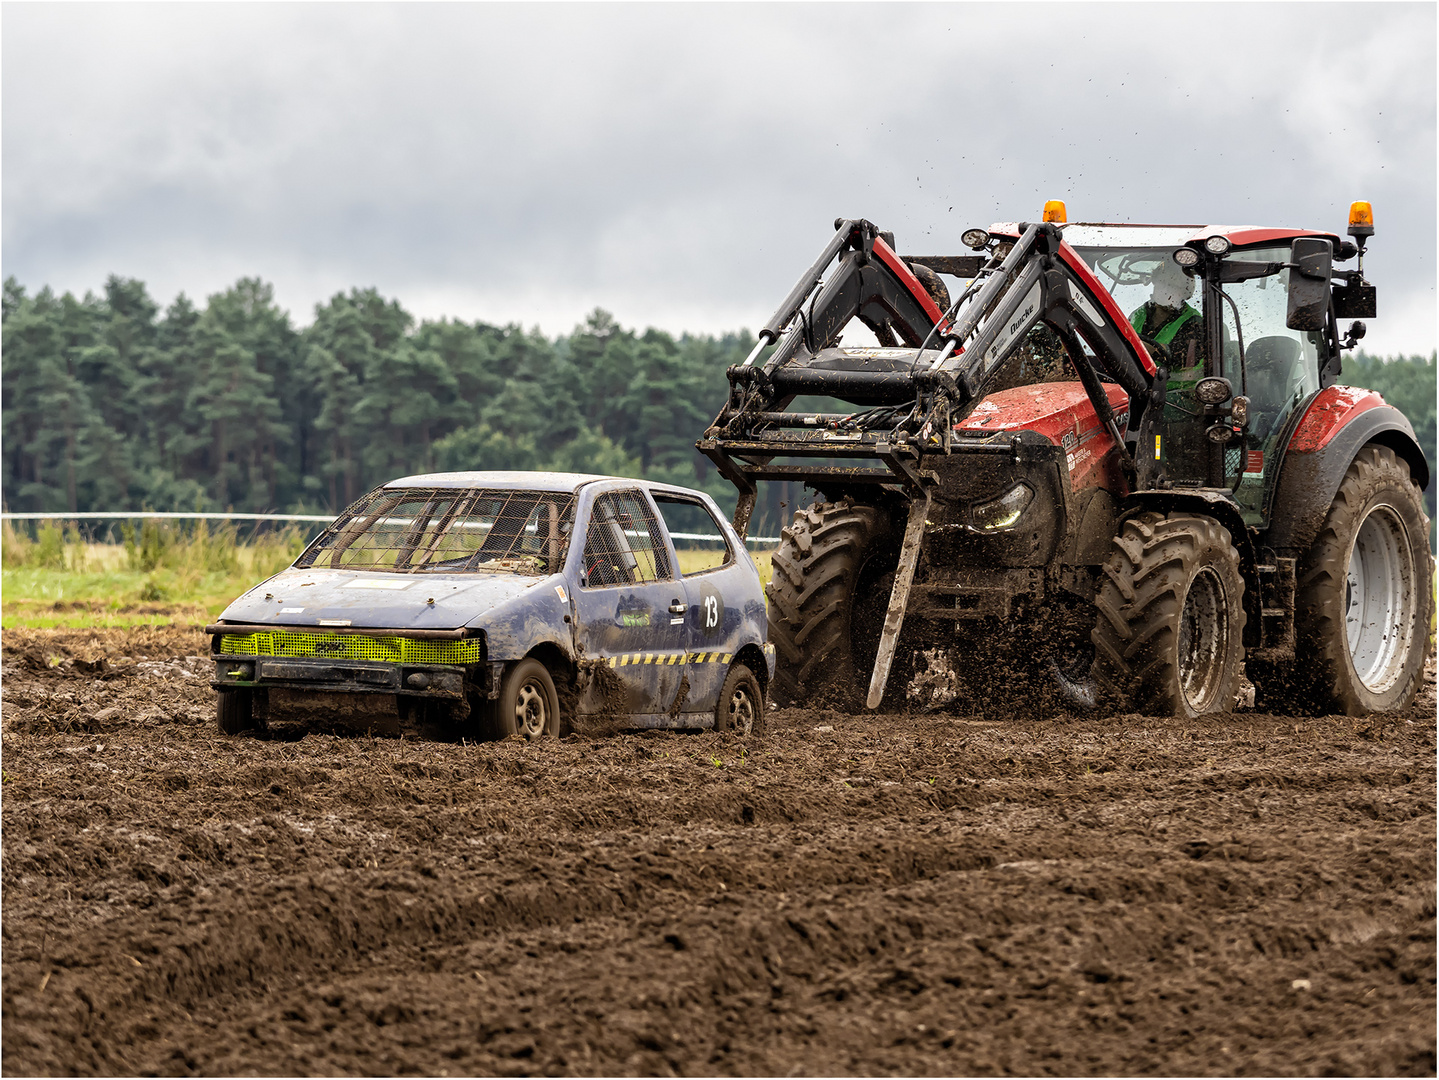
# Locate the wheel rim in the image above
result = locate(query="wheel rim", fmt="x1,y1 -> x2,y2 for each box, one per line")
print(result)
728,685 -> 755,736
1345,504 -> 1414,694
1178,566 -> 1230,713
513,678 -> 549,738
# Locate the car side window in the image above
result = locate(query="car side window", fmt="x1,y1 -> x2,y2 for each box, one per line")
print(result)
581,491 -> 672,587
652,495 -> 733,576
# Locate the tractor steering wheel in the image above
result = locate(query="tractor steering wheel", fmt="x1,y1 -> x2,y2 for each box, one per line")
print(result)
1137,334 -> 1171,370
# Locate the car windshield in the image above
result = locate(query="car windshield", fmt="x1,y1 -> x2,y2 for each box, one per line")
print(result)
296,487 -> 577,574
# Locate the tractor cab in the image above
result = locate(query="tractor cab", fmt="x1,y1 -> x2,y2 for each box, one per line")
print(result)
1061,224 -> 1342,525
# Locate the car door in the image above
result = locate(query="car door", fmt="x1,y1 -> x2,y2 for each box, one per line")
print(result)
570,488 -> 687,716
649,491 -> 753,715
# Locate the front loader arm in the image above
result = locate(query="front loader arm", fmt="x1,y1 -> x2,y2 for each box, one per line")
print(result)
703,220 -> 1162,536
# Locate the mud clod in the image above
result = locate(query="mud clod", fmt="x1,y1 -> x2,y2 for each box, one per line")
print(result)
2,627 -> 1434,1077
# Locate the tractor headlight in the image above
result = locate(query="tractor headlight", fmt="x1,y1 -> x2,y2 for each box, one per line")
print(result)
1204,235 -> 1232,256
1173,247 -> 1200,268
962,228 -> 991,251
1195,376 -> 1233,405
973,483 -> 1034,531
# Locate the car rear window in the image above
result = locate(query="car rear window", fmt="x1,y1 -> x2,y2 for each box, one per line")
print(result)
297,488 -> 577,574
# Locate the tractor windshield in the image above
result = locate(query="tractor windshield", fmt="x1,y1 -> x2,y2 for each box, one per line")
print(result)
1075,247 -> 1201,356
296,487 -> 577,574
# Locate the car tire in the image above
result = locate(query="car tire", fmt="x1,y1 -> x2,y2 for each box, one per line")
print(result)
1250,445 -> 1432,716
1092,511 -> 1247,718
216,688 -> 260,735
716,663 -> 765,735
491,658 -> 561,740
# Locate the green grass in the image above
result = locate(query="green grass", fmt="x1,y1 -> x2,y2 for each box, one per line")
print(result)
2,520 -> 305,629
676,547 -> 773,585
2,556 -> 293,629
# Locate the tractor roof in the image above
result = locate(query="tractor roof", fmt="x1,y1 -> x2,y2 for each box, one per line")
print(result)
988,222 -> 1342,250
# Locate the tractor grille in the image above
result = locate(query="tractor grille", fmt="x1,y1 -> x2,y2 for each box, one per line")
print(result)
219,631 -> 482,665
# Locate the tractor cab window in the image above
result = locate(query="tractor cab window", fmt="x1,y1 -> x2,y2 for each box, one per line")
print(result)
1216,244 -> 1323,514
1080,246 -> 1207,375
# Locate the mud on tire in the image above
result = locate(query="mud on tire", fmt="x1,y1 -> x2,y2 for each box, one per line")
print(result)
716,663 -> 765,735
766,499 -> 898,709
1092,512 -> 1246,718
1251,445 -> 1432,716
485,658 -> 561,740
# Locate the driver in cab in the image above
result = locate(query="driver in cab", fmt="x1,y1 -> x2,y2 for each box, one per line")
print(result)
1130,257 -> 1203,376
1132,256 -> 1207,472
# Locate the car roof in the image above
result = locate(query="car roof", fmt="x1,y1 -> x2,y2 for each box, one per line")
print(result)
382,470 -> 620,492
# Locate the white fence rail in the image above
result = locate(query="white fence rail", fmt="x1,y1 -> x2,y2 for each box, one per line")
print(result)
0,511 -> 782,545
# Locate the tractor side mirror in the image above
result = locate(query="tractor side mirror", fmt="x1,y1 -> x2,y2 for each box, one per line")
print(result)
1286,237 -> 1332,331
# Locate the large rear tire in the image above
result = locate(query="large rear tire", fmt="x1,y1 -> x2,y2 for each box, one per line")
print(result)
1092,512 -> 1247,718
1251,445 -> 1431,716
766,499 -> 898,709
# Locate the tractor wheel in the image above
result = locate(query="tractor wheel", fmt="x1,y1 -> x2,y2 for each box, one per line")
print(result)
1092,512 -> 1247,718
488,658 -> 561,740
766,499 -> 899,709
216,688 -> 261,735
1251,445 -> 1432,716
716,663 -> 766,735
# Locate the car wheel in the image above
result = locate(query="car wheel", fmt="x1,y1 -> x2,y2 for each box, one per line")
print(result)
493,658 -> 561,740
216,688 -> 261,735
716,663 -> 765,735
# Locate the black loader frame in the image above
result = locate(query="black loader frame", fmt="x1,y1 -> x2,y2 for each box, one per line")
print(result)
700,218 -> 1157,707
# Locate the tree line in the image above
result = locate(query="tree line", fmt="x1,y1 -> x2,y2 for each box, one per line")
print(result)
0,275 -> 803,535
2,274 -> 1434,539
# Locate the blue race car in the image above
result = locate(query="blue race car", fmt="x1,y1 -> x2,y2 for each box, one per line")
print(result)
207,472 -> 774,739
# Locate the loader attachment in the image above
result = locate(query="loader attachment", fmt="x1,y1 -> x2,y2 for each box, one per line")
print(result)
702,220 -> 1157,523
700,218 -> 1162,707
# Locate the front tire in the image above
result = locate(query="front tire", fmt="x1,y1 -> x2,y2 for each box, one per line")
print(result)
766,499 -> 898,709
1252,445 -> 1431,715
489,658 -> 561,740
216,688 -> 261,735
716,664 -> 765,735
1092,512 -> 1247,718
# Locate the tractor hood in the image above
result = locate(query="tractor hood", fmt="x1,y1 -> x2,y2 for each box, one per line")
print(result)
954,382 -> 1132,443
217,567 -> 555,633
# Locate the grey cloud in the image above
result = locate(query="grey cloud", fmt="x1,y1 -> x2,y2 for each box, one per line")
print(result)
3,3 -> 1433,354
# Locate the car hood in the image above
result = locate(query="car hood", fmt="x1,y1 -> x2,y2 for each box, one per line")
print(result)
216,567 -> 554,632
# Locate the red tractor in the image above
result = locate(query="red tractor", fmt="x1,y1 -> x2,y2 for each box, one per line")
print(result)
699,202 -> 1431,718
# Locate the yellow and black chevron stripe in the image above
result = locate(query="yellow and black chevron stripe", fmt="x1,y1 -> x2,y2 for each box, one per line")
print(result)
608,651 -> 734,667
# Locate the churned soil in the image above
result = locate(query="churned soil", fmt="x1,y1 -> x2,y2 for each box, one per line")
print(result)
2,626 -> 1434,1077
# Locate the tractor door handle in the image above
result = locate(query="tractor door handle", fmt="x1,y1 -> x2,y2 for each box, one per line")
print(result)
669,602 -> 687,614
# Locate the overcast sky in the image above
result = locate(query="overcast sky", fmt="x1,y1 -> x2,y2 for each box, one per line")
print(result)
4,2 -> 1435,355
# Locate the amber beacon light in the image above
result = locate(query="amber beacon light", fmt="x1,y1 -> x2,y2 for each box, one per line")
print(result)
1348,200 -> 1374,238
1042,200 -> 1067,224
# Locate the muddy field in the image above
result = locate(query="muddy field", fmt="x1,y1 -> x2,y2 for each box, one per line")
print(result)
1,626 -> 1434,1077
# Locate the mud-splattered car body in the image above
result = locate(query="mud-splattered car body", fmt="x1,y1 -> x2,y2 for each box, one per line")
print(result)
208,472 -> 774,736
